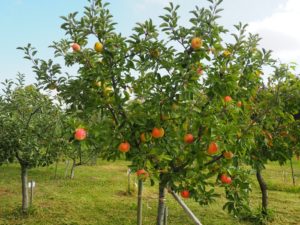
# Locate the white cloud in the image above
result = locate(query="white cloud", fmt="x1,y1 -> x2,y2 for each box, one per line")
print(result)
249,0 -> 300,64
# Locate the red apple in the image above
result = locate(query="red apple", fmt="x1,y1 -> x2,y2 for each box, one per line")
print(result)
74,128 -> 87,141
71,43 -> 81,52
184,134 -> 194,144
220,174 -> 232,184
118,142 -> 130,153
152,127 -> 165,138
207,142 -> 218,155
224,96 -> 232,102
136,169 -> 149,180
180,190 -> 190,198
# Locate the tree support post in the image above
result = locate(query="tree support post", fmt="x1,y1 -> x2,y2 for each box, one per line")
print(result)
127,168 -> 132,195
156,181 -> 166,225
64,160 -> 70,178
290,159 -> 296,186
163,206 -> 168,225
30,180 -> 34,206
137,179 -> 143,225
170,190 -> 203,225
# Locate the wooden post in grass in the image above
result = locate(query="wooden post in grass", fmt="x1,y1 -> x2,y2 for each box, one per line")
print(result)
170,190 -> 202,225
29,180 -> 35,206
137,179 -> 143,225
54,160 -> 58,179
127,168 -> 132,195
163,206 -> 168,225
156,180 -> 166,225
64,160 -> 70,178
290,159 -> 296,186
282,169 -> 286,182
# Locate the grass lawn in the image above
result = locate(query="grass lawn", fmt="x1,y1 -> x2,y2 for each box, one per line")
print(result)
0,159 -> 300,225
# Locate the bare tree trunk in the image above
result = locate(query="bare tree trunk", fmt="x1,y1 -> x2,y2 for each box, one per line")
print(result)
290,159 -> 296,186
21,164 -> 29,213
256,169 -> 268,216
137,179 -> 143,225
156,179 -> 166,225
70,159 -> 76,179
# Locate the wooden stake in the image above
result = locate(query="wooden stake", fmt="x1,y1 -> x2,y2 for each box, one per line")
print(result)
170,190 -> 203,225
137,179 -> 143,225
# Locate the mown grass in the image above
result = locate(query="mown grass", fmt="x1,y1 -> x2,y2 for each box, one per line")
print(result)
0,159 -> 300,225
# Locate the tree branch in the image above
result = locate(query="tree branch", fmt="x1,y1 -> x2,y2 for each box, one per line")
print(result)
25,106 -> 41,128
204,154 -> 224,167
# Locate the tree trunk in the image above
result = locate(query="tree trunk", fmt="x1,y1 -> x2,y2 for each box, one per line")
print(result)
256,169 -> 268,216
290,159 -> 296,186
137,179 -> 143,225
70,159 -> 76,179
156,180 -> 166,225
21,164 -> 29,213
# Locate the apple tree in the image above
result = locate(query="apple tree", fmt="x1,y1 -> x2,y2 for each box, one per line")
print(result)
20,0 -> 280,223
242,63 -> 300,217
0,74 -> 63,213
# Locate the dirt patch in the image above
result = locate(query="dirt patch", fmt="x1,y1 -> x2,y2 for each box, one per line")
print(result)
0,188 -> 13,197
115,190 -> 135,197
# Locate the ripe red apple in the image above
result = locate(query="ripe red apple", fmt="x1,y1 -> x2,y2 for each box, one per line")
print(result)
220,174 -> 232,184
152,127 -> 165,138
136,169 -> 149,180
118,142 -> 130,153
180,190 -> 190,198
207,142 -> 218,155
224,96 -> 232,102
74,128 -> 87,141
71,43 -> 81,52
184,134 -> 194,144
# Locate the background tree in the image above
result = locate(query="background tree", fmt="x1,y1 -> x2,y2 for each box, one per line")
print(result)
0,75 -> 63,213
242,63 -> 300,218
60,110 -> 110,179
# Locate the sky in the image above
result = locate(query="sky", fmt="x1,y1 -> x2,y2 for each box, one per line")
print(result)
0,0 -> 298,85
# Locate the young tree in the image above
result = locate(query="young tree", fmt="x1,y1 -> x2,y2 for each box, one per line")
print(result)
0,75 -> 63,213
20,0 -> 283,224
